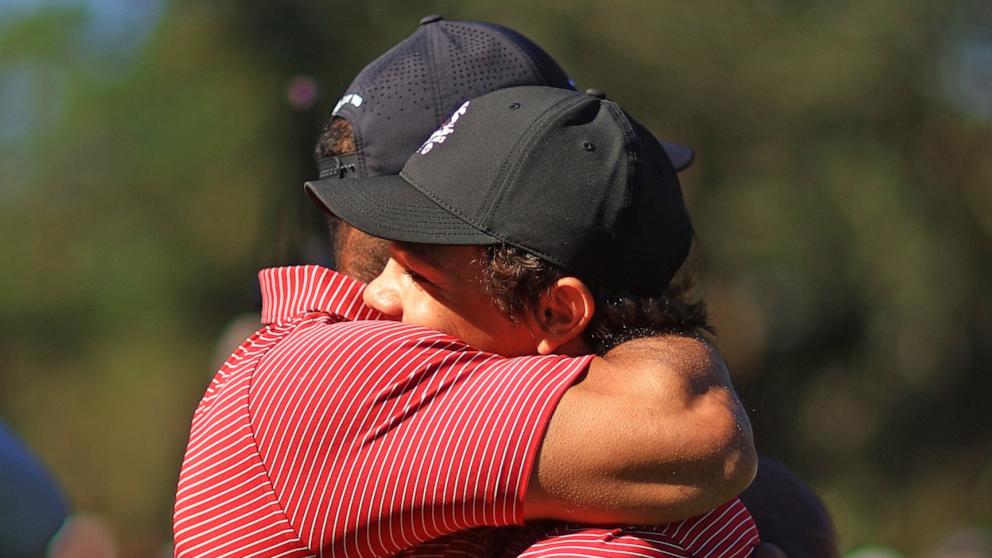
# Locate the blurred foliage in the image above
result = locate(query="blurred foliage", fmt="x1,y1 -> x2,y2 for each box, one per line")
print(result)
1,1 -> 990,556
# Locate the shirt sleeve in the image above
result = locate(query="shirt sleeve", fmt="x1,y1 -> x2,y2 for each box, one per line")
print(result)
249,317 -> 594,557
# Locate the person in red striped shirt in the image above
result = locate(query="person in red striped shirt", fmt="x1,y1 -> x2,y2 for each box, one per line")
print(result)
175,16 -> 828,558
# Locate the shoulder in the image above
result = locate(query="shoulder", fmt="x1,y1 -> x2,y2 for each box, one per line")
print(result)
598,334 -> 721,371
585,335 -> 727,395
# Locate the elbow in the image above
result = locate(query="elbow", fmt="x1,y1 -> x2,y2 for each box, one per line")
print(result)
702,401 -> 758,505
621,396 -> 758,524
614,418 -> 757,525
721,420 -> 758,498
649,390 -> 757,519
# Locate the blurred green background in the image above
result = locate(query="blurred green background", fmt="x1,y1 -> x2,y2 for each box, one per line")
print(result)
2,0 -> 991,556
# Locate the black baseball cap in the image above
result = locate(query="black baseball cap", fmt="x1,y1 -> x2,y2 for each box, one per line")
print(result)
306,86 -> 694,294
314,15 -> 577,181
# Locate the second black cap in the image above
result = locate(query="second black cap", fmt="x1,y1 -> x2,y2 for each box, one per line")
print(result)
315,16 -> 576,180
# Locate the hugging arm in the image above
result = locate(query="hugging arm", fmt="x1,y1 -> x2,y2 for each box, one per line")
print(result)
524,335 -> 757,525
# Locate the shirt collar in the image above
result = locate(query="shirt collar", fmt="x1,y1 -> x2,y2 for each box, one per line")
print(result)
258,265 -> 382,324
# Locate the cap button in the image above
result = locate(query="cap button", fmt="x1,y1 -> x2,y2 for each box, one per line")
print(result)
419,14 -> 443,25
584,88 -> 607,100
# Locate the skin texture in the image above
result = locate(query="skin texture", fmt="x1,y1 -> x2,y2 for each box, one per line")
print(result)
360,240 -> 758,524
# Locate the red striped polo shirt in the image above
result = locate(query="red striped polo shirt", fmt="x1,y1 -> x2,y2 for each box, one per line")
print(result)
174,266 -> 593,557
173,265 -> 758,558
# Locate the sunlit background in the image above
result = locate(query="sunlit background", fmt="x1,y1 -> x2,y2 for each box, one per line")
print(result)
1,1 -> 991,557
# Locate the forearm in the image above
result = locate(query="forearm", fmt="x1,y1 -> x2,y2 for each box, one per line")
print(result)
524,335 -> 757,524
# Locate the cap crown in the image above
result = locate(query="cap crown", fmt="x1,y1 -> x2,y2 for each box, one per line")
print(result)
332,18 -> 574,177
400,86 -> 693,294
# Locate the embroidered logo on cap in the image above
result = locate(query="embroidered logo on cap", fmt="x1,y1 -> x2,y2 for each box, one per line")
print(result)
332,93 -> 364,115
419,101 -> 470,155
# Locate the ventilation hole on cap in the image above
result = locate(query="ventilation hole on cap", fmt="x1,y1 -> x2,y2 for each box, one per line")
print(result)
583,142 -> 596,152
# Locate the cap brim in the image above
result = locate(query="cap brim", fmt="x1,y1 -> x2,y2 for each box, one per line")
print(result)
660,140 -> 695,172
305,174 -> 498,245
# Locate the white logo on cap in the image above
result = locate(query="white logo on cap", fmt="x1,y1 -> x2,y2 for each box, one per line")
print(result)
419,101 -> 470,155
332,93 -> 363,115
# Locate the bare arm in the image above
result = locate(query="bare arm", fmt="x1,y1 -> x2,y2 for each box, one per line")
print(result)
524,335 -> 757,524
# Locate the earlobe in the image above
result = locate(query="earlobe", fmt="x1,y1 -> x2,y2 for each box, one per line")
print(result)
533,277 -> 595,355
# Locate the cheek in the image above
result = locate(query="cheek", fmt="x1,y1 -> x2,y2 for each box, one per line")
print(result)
402,299 -> 483,346
450,305 -> 532,355
399,294 -> 454,332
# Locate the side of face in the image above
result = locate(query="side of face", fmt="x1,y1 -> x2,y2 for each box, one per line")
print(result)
361,242 -> 594,357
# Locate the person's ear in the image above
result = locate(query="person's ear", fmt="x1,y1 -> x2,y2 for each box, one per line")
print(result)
528,277 -> 595,355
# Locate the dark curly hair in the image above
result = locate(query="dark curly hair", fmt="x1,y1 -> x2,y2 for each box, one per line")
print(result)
479,244 -> 713,355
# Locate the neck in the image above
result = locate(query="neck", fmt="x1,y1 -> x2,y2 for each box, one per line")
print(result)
554,336 -> 593,357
